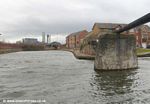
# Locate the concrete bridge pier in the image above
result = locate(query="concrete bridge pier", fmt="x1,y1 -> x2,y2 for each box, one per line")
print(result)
94,33 -> 138,70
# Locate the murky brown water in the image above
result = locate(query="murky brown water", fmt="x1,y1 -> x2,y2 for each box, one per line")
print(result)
0,51 -> 150,104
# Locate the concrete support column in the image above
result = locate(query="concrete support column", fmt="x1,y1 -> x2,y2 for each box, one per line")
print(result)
94,33 -> 138,70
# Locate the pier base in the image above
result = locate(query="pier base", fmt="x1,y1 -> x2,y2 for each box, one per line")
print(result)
94,33 -> 138,70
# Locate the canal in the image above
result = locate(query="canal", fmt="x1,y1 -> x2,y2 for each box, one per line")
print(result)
0,51 -> 150,104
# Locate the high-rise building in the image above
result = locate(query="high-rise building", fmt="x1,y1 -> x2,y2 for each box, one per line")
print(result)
42,32 -> 45,43
49,35 -> 51,43
47,34 -> 49,43
46,34 -> 51,44
22,38 -> 38,45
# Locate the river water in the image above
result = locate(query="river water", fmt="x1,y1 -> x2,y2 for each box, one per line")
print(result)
0,51 -> 150,104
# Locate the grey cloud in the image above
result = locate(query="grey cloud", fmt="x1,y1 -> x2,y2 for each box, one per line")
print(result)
0,0 -> 149,42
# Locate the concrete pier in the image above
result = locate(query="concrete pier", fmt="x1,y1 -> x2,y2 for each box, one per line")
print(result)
94,33 -> 138,70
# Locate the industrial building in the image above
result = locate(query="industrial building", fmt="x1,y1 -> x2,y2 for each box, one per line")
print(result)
66,30 -> 88,49
22,38 -> 39,45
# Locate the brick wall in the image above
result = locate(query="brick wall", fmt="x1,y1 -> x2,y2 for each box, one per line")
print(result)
66,30 -> 88,49
75,31 -> 88,48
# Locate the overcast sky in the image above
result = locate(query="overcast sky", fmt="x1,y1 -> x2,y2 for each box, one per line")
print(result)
0,0 -> 149,43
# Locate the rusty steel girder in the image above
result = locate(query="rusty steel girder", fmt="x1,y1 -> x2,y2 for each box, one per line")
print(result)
115,13 -> 150,34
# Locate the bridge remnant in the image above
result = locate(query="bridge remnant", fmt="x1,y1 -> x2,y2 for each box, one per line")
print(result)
94,13 -> 150,70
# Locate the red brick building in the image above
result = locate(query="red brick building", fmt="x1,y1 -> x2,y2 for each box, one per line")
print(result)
81,23 -> 150,55
0,42 -> 21,49
92,23 -> 150,48
66,30 -> 88,49
133,25 -> 150,48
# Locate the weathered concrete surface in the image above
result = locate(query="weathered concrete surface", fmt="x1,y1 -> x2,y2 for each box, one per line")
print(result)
94,33 -> 138,70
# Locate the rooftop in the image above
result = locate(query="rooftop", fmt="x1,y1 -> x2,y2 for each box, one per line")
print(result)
92,23 -> 127,30
67,30 -> 88,37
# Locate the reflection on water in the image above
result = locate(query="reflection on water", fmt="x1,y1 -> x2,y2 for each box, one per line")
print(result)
0,51 -> 150,104
89,58 -> 150,104
92,70 -> 136,94
90,70 -> 138,103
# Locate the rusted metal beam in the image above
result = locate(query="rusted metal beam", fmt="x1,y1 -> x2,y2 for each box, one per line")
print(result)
115,13 -> 150,34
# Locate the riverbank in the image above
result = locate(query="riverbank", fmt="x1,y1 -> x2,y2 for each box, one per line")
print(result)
71,49 -> 95,60
0,49 -> 22,54
65,48 -> 150,60
61,49 -> 95,60
137,48 -> 150,57
1,48 -> 150,59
